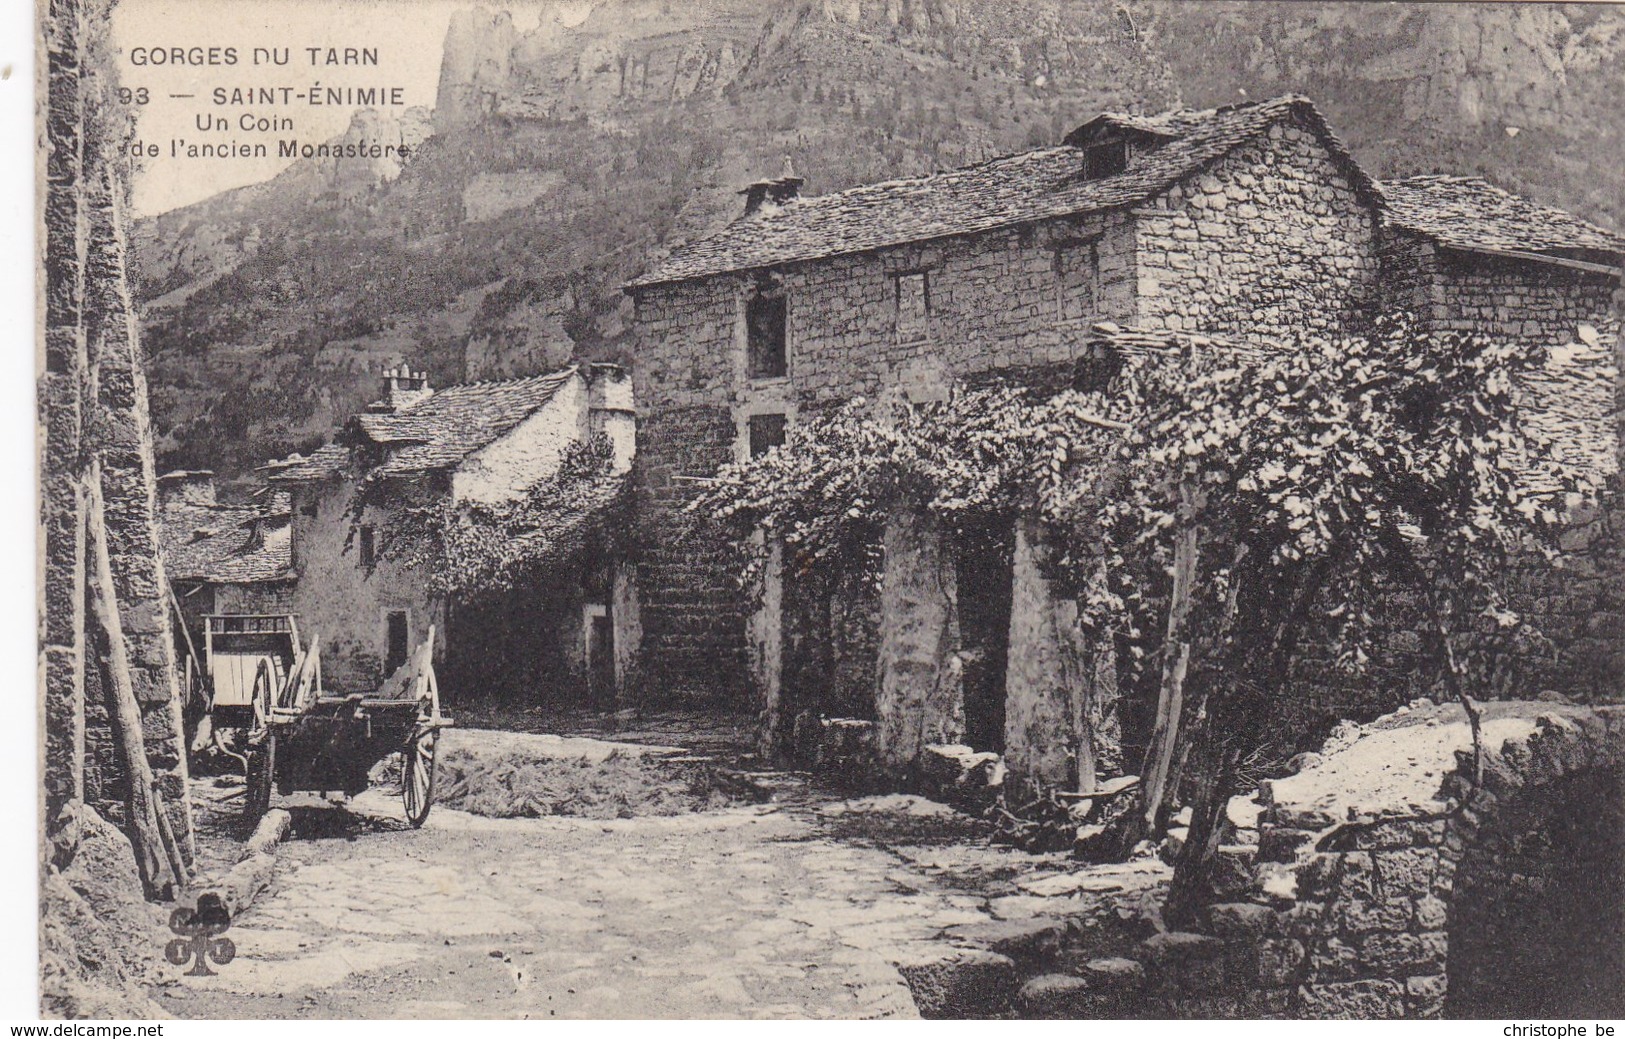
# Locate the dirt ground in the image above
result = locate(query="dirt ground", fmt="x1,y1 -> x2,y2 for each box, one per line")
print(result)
154,728 -> 1167,1020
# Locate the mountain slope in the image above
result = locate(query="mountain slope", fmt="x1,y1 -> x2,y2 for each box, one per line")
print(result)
132,0 -> 1624,485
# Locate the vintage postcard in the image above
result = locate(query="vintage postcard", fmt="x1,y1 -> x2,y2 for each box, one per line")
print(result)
33,0 -> 1625,1022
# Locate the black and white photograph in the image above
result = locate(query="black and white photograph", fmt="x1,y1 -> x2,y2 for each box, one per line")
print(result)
22,0 -> 1625,1022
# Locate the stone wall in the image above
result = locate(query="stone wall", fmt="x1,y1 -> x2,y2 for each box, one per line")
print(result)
42,20 -> 196,1011
630,117 -> 1388,714
874,508 -> 964,772
286,476 -> 448,694
774,213 -> 1138,402
1277,252 -> 1622,738
1013,703 -> 1624,1019
41,0 -> 195,872
1039,703 -> 1625,1019
1003,519 -> 1120,795
1133,115 -> 1380,342
1432,250 -> 1617,349
629,403 -> 748,704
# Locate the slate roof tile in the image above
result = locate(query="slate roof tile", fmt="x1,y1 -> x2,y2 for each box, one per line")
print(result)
628,95 -> 1374,289
160,501 -> 293,585
264,443 -> 350,483
268,368 -> 577,481
359,368 -> 576,477
1378,176 -> 1625,258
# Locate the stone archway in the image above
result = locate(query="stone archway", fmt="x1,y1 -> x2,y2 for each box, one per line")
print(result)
1438,711 -> 1625,1018
1118,704 -> 1625,1019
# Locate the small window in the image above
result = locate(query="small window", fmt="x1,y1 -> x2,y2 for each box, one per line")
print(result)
895,271 -> 930,337
1055,239 -> 1100,323
746,293 -> 788,379
1084,140 -> 1128,180
748,413 -> 788,458
358,525 -> 376,567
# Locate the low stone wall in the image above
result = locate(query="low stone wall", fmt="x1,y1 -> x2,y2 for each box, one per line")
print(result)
1019,702 -> 1625,1019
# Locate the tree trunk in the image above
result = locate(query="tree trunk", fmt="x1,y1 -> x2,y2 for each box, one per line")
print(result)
1166,735 -> 1236,926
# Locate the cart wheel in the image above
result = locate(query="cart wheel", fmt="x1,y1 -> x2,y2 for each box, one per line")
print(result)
245,732 -> 276,825
402,727 -> 437,828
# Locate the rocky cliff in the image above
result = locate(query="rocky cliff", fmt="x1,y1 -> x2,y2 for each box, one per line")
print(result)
131,1 -> 1624,483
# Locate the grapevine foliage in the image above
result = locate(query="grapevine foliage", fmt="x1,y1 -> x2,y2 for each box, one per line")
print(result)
694,315 -> 1600,731
347,433 -> 625,595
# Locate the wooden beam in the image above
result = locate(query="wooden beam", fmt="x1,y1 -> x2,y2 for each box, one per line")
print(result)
87,466 -> 185,898
1444,243 -> 1622,279
1138,480 -> 1202,838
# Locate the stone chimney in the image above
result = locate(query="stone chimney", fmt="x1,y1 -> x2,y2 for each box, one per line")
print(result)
156,469 -> 216,509
740,155 -> 803,218
586,363 -> 636,474
380,363 -> 433,411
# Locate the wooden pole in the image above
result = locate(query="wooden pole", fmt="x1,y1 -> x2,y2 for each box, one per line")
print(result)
85,466 -> 183,898
1137,483 -> 1200,838
167,584 -> 202,682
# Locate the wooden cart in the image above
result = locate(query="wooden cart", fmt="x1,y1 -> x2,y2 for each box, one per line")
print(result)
192,614 -> 302,769
244,626 -> 452,828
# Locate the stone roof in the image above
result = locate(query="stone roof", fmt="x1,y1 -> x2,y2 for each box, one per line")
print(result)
265,443 -> 350,483
629,95 -> 1375,289
269,367 -> 578,482
359,368 -> 576,477
160,502 -> 293,585
1378,176 -> 1625,259
1064,108 -> 1224,144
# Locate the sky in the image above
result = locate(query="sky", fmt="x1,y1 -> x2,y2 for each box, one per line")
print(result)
112,0 -> 558,216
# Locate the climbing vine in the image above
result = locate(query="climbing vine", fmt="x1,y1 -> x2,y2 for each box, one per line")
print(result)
347,433 -> 626,596
693,314 -> 1600,897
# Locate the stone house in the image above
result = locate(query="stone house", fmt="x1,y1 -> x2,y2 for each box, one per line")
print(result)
265,362 -> 638,705
623,94 -> 1622,787
154,469 -> 296,697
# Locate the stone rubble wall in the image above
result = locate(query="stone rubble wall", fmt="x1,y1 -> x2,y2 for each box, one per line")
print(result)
1431,250 -> 1617,349
1032,705 -> 1625,1020
774,212 -> 1138,403
41,0 -> 91,830
874,508 -> 964,772
629,402 -> 750,704
1002,518 -> 1119,796
42,0 -> 194,863
630,207 -> 1141,707
1134,114 -> 1380,342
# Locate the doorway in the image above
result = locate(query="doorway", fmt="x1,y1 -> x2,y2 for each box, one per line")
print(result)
584,604 -> 614,706
956,518 -> 1014,753
385,609 -> 410,676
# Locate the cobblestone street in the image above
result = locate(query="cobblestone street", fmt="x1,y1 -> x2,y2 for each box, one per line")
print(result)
154,755 -> 1162,1020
